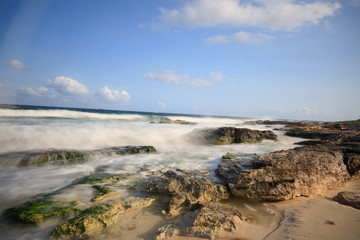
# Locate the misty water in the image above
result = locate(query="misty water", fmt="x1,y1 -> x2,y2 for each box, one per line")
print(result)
0,106 -> 304,239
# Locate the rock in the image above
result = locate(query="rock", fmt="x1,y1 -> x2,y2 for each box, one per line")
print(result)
0,146 -> 156,167
244,120 -> 314,126
217,146 -> 350,201
3,198 -> 81,225
146,170 -> 229,217
152,119 -> 198,125
334,191 -> 360,209
285,121 -> 360,140
50,196 -> 154,239
188,127 -> 277,145
216,153 -> 256,184
156,202 -> 246,240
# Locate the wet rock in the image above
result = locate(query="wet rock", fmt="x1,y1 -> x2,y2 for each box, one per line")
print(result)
157,202 -> 246,240
188,127 -> 277,145
146,170 -> 229,217
3,198 -> 80,225
50,196 -> 154,239
0,146 -> 156,167
333,191 -> 360,209
285,121 -> 360,140
244,120 -> 313,126
152,119 -> 198,125
217,146 -> 350,201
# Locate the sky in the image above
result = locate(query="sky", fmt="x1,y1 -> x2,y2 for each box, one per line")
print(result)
0,0 -> 359,121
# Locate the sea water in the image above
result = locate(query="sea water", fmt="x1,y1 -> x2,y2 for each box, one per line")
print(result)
0,105 -> 304,239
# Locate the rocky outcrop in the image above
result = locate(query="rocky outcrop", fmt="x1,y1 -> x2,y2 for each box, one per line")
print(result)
244,120 -> 314,126
0,146 -> 156,167
285,121 -> 360,140
188,127 -> 277,145
50,196 -> 154,239
217,146 -> 350,201
152,119 -> 198,125
333,191 -> 360,209
157,202 -> 246,240
146,170 -> 229,217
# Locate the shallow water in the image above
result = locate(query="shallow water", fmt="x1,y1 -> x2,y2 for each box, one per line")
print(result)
0,107 -> 303,239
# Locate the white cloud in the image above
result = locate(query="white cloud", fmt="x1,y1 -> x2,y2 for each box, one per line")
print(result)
0,83 -> 3,88
144,70 -> 223,87
298,106 -> 318,115
47,76 -> 90,96
154,0 -> 341,31
5,59 -> 28,69
205,31 -> 274,45
19,87 -> 48,96
158,100 -> 167,109
99,86 -> 130,103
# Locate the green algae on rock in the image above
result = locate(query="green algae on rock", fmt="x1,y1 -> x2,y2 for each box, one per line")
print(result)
3,198 -> 81,225
0,146 -> 157,167
50,196 -> 155,239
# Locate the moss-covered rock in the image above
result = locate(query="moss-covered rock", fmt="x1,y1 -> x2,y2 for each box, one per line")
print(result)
3,199 -> 80,225
50,196 -> 155,239
91,185 -> 119,202
75,173 -> 132,184
1,146 -> 157,167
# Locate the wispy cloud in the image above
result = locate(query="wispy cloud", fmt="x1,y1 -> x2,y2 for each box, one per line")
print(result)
349,0 -> 360,7
205,31 -> 274,45
99,86 -> 130,104
158,100 -> 167,109
152,0 -> 341,31
298,106 -> 318,116
47,76 -> 90,96
18,87 -> 48,97
5,59 -> 29,69
144,70 -> 223,87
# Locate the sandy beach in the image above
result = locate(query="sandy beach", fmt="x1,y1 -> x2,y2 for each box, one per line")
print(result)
262,178 -> 360,240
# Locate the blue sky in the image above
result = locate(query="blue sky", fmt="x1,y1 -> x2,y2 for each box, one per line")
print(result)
0,0 -> 359,121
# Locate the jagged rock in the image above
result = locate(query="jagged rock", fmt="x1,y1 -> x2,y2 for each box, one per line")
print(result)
333,191 -> 360,209
156,203 -> 246,240
146,170 -> 229,217
188,127 -> 277,145
50,196 -> 154,239
285,121 -> 360,140
0,146 -> 156,167
217,146 -> 350,201
216,153 -> 256,184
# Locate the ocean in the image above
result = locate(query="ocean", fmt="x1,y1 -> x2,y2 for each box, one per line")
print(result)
0,105 -> 304,239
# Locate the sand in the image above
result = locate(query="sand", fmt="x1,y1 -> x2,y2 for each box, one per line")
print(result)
213,179 -> 360,240
264,178 -> 360,240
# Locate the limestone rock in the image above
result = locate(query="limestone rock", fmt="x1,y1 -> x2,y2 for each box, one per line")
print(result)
217,146 -> 350,201
50,196 -> 154,239
188,127 -> 277,145
334,191 -> 360,209
146,170 -> 229,217
156,203 -> 246,240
